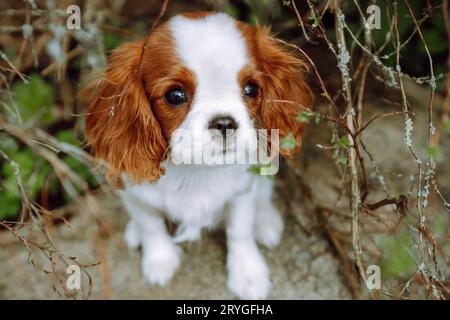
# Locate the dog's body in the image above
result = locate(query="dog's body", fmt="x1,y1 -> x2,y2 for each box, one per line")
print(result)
86,12 -> 312,299
121,162 -> 282,299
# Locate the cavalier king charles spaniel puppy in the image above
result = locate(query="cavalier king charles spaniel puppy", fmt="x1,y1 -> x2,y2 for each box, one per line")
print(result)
85,12 -> 312,299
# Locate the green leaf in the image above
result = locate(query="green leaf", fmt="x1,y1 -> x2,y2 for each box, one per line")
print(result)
11,73 -> 54,125
56,130 -> 79,145
426,144 -> 442,161
309,13 -> 320,28
0,190 -> 20,220
63,156 -> 97,187
1,148 -> 53,220
339,135 -> 350,148
314,112 -> 321,124
380,231 -> 416,278
444,120 -> 450,135
0,134 -> 19,153
296,111 -> 314,123
103,32 -> 128,52
296,111 -> 320,124
2,149 -> 34,178
280,132 -> 296,151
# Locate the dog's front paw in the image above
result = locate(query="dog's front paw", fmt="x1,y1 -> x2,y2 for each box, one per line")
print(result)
141,241 -> 181,286
255,207 -> 284,249
227,246 -> 271,299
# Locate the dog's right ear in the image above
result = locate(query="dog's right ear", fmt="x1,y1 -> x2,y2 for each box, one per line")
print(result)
84,40 -> 167,185
255,27 -> 313,157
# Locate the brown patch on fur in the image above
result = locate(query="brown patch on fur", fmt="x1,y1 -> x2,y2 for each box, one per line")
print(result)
237,21 -> 313,157
181,11 -> 216,20
85,22 -> 194,184
141,24 -> 196,140
237,64 -> 264,119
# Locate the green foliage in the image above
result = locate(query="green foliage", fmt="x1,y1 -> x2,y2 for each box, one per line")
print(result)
444,120 -> 450,135
330,133 -> 350,165
103,21 -> 146,52
426,144 -> 442,161
280,132 -> 297,151
103,32 -> 127,52
10,73 -> 54,125
1,73 -> 55,219
309,12 -> 321,28
0,127 -> 97,220
224,4 -> 240,19
339,135 -> 350,148
336,154 -> 347,165
56,129 -> 99,191
296,111 -> 321,124
0,139 -> 51,219
296,111 -> 313,123
56,129 -> 79,145
380,231 -> 416,279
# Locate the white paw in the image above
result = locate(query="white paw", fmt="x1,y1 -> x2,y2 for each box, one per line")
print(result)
255,207 -> 284,249
141,241 -> 181,287
124,220 -> 141,250
227,245 -> 271,299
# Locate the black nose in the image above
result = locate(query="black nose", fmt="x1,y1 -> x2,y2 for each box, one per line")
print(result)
208,116 -> 238,136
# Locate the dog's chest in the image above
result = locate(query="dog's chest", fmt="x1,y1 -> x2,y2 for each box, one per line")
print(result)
159,165 -> 251,224
124,165 -> 252,228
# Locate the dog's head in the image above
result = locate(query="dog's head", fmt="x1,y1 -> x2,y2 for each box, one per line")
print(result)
85,12 -> 313,184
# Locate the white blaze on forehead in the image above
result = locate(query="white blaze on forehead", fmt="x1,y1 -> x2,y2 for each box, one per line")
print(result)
169,13 -> 249,93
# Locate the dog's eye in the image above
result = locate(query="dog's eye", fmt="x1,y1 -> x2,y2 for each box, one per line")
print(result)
243,82 -> 258,98
165,88 -> 187,106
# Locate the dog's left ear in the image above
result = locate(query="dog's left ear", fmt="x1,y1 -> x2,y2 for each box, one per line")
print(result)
255,27 -> 313,157
83,40 -> 168,185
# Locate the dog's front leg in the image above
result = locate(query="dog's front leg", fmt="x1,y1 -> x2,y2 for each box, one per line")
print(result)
121,194 -> 181,287
226,180 -> 271,300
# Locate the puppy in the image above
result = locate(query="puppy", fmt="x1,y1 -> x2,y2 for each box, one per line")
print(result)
85,12 -> 312,299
